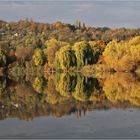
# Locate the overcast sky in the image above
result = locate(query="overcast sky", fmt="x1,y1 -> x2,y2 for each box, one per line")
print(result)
0,1 -> 140,27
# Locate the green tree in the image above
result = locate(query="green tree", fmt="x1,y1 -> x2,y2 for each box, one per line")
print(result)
72,41 -> 94,67
55,45 -> 77,70
89,41 -> 104,63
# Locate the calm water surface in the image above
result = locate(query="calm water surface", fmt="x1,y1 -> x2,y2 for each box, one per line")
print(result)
0,73 -> 140,138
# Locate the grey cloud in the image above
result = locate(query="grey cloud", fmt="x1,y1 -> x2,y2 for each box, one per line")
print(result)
0,1 -> 140,27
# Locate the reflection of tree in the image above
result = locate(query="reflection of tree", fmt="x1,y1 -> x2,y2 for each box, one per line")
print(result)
3,73 -> 140,120
0,81 -> 39,121
73,75 -> 101,101
43,76 -> 68,105
103,73 -> 140,106
55,73 -> 77,98
33,77 -> 47,93
55,73 -> 102,101
0,77 -> 105,120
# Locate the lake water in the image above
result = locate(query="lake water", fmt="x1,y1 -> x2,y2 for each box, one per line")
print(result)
0,72 -> 140,138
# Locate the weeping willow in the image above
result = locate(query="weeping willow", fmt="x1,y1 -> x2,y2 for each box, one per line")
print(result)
89,41 -> 103,63
55,45 -> 77,70
54,41 -> 102,70
72,41 -> 92,67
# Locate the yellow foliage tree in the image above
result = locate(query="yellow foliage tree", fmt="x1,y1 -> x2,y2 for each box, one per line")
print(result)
44,38 -> 68,67
55,45 -> 77,70
103,36 -> 140,71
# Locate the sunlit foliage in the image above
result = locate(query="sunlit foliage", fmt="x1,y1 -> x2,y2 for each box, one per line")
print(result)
103,36 -> 140,71
72,41 -> 94,67
55,45 -> 77,70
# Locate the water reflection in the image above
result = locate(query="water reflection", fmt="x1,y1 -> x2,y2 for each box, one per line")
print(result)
103,73 -> 140,107
55,73 -> 102,101
0,73 -> 140,120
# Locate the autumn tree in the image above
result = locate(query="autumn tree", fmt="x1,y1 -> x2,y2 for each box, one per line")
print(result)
103,36 -> 140,72
89,41 -> 104,63
44,38 -> 68,68
72,41 -> 94,67
55,45 -> 77,70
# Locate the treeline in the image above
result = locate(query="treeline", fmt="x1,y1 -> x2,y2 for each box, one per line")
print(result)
1,19 -> 140,44
1,36 -> 140,73
0,37 -> 104,72
1,19 -> 140,72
